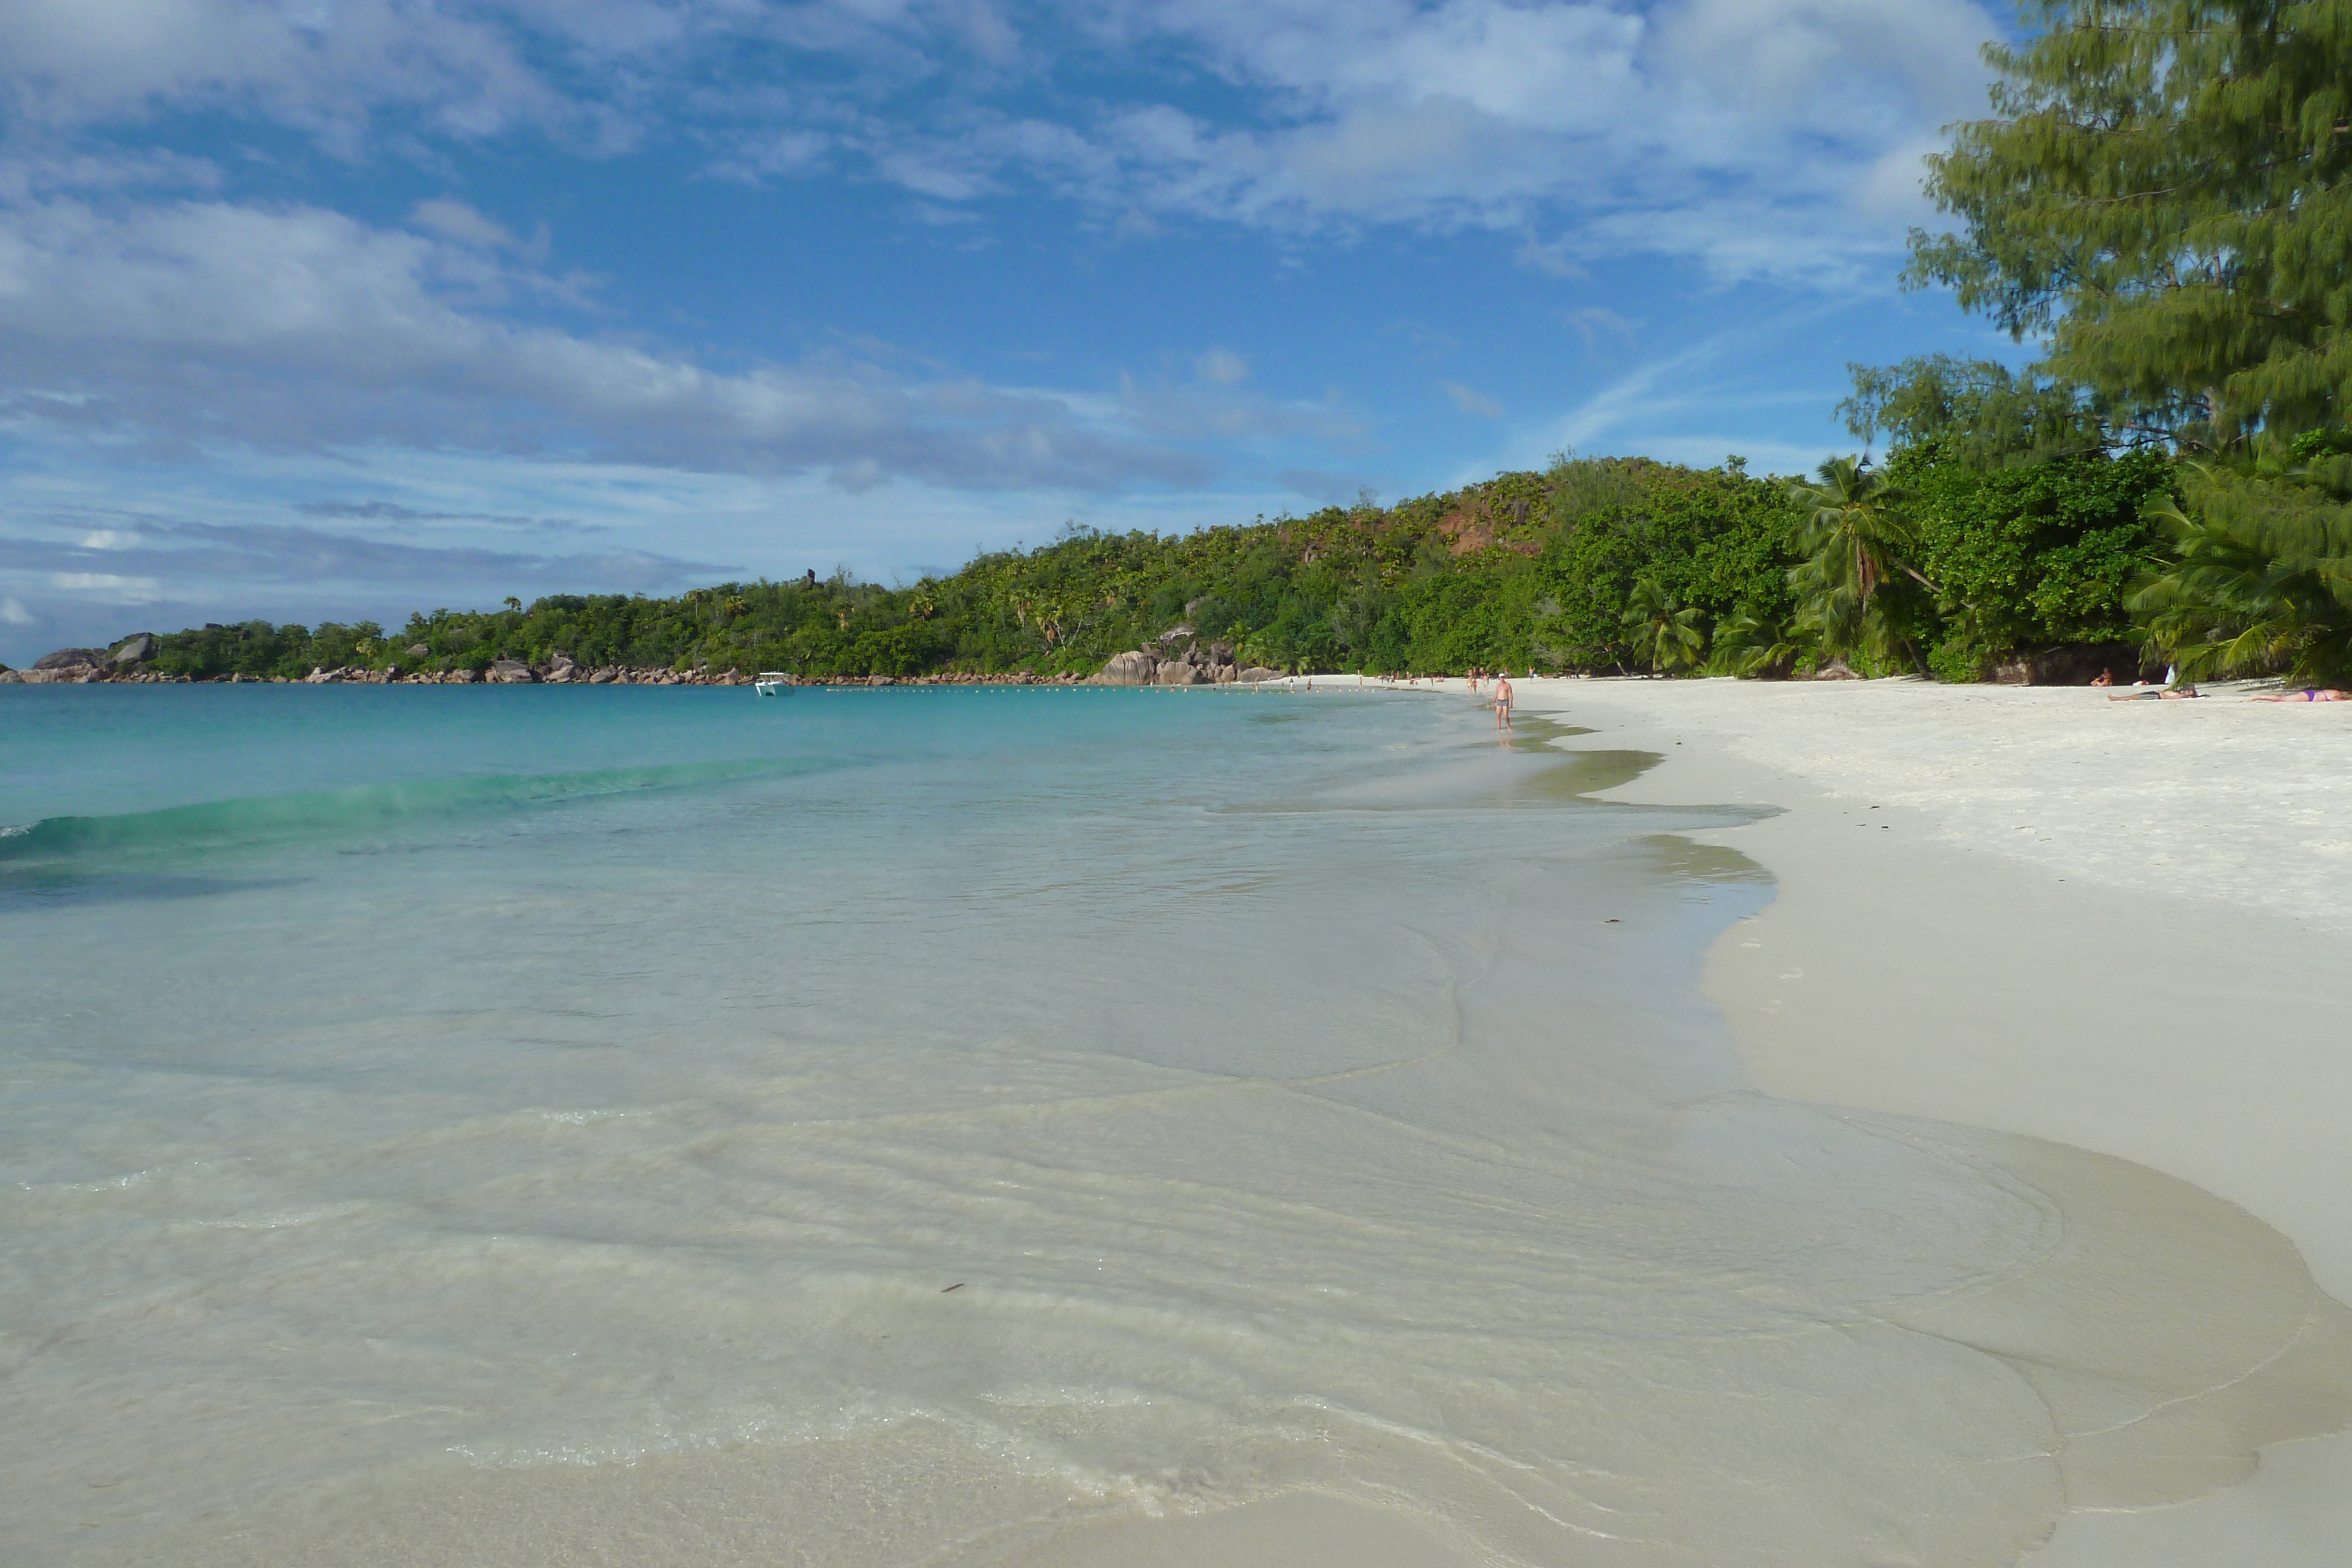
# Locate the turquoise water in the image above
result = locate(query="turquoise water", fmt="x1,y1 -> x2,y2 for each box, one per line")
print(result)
1,684 -> 2319,1567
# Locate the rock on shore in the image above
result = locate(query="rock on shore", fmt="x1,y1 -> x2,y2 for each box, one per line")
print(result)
1095,650 -> 1157,686
1093,627 -> 1265,686
0,653 -> 1092,687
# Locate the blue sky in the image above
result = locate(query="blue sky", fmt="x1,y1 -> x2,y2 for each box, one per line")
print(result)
0,0 -> 2023,663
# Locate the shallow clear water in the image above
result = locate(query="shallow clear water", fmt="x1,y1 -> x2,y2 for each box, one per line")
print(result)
2,685 -> 2339,1567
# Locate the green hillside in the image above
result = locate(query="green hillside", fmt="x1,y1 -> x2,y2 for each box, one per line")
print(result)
124,443 -> 2213,684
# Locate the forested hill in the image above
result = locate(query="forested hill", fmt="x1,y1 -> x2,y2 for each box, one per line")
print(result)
15,443 -> 2200,684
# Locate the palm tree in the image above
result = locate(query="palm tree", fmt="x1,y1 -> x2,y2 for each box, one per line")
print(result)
1705,608 -> 1814,677
1785,456 -> 1929,666
1622,576 -> 1706,673
2131,462 -> 2352,685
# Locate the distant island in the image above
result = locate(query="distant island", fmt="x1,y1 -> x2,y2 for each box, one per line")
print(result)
8,421 -> 2346,690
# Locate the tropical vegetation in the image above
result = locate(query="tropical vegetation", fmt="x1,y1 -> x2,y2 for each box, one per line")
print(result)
120,442 -> 2201,684
1883,0 -> 2352,682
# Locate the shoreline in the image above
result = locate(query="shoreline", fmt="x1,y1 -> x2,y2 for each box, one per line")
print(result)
1510,675 -> 2352,1566
0,664 -> 1101,686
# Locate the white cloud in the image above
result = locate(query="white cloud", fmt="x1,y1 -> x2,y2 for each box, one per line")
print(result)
0,594 -> 30,624
0,195 -> 1220,491
1566,306 -> 1641,349
1192,346 -> 1250,384
1514,237 -> 1588,279
0,0 -> 566,149
1440,380 -> 1502,418
1526,297 -> 1857,470
1115,368 -> 1366,447
408,198 -> 522,252
1027,0 -> 2001,278
51,570 -> 163,601
0,0 -> 1999,284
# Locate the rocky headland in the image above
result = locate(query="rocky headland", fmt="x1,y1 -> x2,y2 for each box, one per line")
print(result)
2,638 -> 1141,688
4,628 -> 1303,688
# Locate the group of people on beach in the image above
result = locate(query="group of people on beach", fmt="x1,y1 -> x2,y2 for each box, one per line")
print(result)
2091,666 -> 2347,702
1369,667 -> 1518,728
1468,667 -> 1514,730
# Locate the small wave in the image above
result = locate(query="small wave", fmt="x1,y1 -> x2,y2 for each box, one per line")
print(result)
0,757 -> 816,870
191,1202 -> 373,1231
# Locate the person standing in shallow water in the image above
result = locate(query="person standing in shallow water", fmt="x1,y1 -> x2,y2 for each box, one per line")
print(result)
1492,673 -> 1513,731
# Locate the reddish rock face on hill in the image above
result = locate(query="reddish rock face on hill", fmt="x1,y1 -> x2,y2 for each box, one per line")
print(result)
1436,496 -> 1547,558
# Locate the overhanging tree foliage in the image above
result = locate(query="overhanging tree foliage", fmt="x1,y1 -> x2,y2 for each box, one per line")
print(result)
2131,432 -> 2352,679
1907,0 -> 2352,452
1839,353 -> 2103,467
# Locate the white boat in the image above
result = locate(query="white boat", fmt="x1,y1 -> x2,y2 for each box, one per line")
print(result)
754,671 -> 793,697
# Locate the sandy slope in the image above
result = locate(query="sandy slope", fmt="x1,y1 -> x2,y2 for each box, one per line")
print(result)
1511,674 -> 2352,1567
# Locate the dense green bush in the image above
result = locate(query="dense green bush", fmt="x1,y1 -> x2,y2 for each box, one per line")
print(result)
152,620 -> 389,680
1892,442 -> 2177,676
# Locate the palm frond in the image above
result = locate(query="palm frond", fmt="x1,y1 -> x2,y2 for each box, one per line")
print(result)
2130,466 -> 2352,685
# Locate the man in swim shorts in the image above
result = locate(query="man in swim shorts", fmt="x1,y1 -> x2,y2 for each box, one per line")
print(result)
1492,673 -> 1514,731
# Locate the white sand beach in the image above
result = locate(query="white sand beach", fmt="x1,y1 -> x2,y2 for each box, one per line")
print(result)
1509,676 -> 2352,1566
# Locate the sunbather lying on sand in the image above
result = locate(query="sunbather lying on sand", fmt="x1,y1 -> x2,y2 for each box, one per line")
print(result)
2251,687 -> 2350,702
2107,684 -> 2202,700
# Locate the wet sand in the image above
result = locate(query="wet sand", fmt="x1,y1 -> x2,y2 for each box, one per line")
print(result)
1509,675 -> 2352,1566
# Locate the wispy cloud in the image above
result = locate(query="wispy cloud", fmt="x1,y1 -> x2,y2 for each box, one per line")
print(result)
1,517 -> 722,592
1566,307 -> 1642,350
1441,380 -> 1503,419
295,499 -> 600,533
0,196 -> 1220,491
49,571 -> 163,601
1192,346 -> 1250,385
1539,296 -> 1857,462
1,0 -> 1997,282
